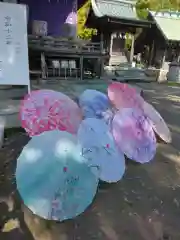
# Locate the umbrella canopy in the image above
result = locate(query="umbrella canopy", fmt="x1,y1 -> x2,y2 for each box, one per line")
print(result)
65,11 -> 77,25
112,108 -> 156,163
0,117 -> 4,148
78,89 -> 110,119
16,130 -> 99,221
142,101 -> 171,143
64,12 -> 77,38
77,118 -> 125,182
20,90 -> 82,136
108,82 -> 144,109
101,108 -> 115,127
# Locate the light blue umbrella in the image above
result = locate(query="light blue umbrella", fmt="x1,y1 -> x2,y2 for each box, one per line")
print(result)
16,130 -> 99,221
77,118 -> 125,183
78,89 -> 110,119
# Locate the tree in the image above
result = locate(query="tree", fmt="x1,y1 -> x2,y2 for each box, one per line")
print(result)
77,0 -> 97,39
136,0 -> 180,20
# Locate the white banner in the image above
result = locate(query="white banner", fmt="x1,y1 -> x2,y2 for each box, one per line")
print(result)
0,2 -> 30,92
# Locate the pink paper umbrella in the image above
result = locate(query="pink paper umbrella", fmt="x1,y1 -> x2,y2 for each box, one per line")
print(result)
142,101 -> 172,143
108,82 -> 144,110
112,108 -> 156,163
20,90 -> 82,136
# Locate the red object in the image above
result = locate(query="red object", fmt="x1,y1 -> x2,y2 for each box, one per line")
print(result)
106,144 -> 110,148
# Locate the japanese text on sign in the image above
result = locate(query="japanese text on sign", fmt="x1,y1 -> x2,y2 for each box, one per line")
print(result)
4,16 -> 13,45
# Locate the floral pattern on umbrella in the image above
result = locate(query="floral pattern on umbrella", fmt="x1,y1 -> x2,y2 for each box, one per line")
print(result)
78,118 -> 125,182
108,82 -> 144,110
112,108 -> 157,163
78,89 -> 110,119
16,130 -> 99,221
20,90 -> 82,136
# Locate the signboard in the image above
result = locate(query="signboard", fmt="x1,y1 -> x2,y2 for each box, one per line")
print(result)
0,2 -> 30,92
3,1 -> 18,3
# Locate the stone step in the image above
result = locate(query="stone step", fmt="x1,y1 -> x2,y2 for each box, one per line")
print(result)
0,86 -> 27,100
109,55 -> 128,66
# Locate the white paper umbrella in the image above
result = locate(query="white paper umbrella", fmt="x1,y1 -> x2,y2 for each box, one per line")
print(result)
16,130 -> 99,221
77,118 -> 125,183
142,101 -> 172,143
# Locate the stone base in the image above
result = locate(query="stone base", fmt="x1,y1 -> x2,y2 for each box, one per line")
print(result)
157,69 -> 168,83
0,100 -> 20,128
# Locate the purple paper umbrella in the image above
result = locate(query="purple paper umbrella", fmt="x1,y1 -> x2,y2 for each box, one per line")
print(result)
65,11 -> 77,25
65,11 -> 77,37
112,108 -> 157,163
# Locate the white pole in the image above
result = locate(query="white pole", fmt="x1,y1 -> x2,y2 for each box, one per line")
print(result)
27,82 -> 31,94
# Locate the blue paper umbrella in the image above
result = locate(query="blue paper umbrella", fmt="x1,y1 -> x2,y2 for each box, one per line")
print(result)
77,118 -> 125,183
16,130 -> 99,221
78,89 -> 110,118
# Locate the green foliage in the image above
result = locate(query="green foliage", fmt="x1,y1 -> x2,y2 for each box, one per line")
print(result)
77,0 -> 97,40
136,0 -> 180,19
136,8 -> 149,19
125,33 -> 132,50
78,28 -> 97,40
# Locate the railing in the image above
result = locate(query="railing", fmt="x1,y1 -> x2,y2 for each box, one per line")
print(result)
28,35 -> 104,54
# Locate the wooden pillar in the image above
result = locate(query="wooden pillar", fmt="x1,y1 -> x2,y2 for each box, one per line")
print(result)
100,32 -> 104,76
130,34 -> 135,63
177,43 -> 180,62
100,32 -> 104,53
109,32 -> 114,66
41,52 -> 47,79
100,57 -> 104,77
149,40 -> 155,66
106,31 -> 111,53
80,56 -> 83,80
95,57 -> 103,78
178,54 -> 180,62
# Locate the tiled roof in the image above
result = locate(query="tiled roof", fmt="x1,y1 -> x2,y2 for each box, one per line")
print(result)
91,0 -> 138,20
150,11 -> 180,41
